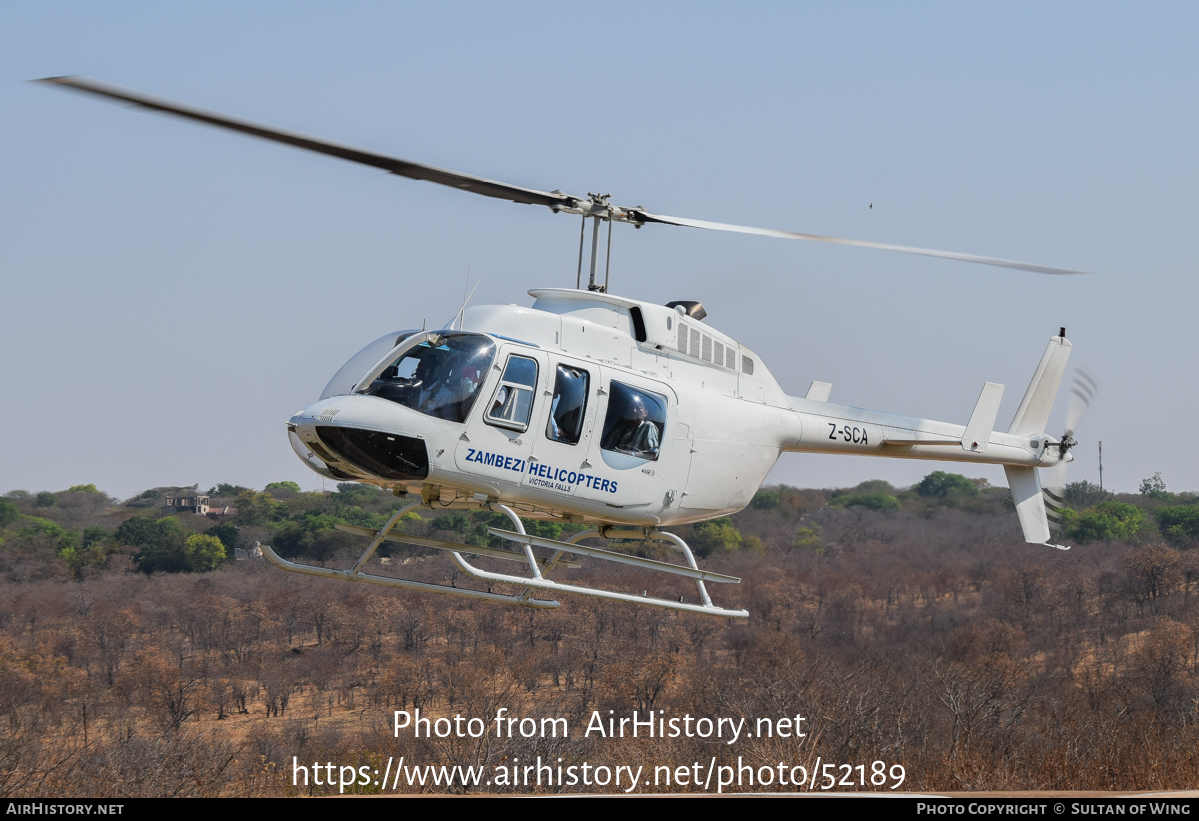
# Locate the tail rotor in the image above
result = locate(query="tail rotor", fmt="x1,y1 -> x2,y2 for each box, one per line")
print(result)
1047,366 -> 1100,494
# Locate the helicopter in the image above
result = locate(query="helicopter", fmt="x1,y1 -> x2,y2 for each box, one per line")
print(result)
39,76 -> 1096,619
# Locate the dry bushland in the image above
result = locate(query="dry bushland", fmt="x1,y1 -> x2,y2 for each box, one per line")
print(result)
2,496 -> 1199,795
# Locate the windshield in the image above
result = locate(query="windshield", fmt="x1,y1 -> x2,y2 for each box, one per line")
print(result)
360,332 -> 496,423
321,330 -> 418,400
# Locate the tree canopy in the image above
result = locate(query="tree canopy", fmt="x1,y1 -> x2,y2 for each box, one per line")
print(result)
1156,505 -> 1199,547
915,471 -> 979,499
1140,472 -> 1173,502
1070,501 -> 1145,543
0,498 -> 19,529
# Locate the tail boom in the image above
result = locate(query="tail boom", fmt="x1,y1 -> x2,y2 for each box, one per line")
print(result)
777,331 -> 1074,549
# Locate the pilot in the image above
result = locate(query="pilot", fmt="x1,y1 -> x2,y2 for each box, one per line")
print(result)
419,354 -> 473,419
406,354 -> 436,388
609,394 -> 660,458
417,357 -> 449,411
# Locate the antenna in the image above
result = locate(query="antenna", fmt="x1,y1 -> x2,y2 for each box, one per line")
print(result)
1098,440 -> 1103,492
444,275 -> 482,330
458,263 -> 471,330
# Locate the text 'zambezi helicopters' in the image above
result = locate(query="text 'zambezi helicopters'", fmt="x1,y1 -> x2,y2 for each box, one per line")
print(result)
41,76 -> 1098,619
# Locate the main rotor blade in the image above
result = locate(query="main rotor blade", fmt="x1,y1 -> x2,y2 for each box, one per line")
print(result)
632,211 -> 1091,276
37,76 -> 577,210
39,77 -> 1091,276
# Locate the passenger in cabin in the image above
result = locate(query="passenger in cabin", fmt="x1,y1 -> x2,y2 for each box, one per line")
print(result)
602,390 -> 662,460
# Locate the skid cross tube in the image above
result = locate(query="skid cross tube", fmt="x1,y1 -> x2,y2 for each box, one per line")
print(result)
576,527 -> 717,608
445,511 -> 748,619
487,528 -> 740,583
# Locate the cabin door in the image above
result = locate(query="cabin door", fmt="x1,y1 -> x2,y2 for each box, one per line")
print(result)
454,346 -> 547,491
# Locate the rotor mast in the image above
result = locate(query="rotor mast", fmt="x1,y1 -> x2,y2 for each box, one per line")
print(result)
572,194 -> 621,292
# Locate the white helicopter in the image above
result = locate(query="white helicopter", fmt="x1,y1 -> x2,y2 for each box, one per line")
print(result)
41,77 -> 1096,619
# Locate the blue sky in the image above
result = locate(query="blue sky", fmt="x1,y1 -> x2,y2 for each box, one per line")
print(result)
2,2 -> 1196,498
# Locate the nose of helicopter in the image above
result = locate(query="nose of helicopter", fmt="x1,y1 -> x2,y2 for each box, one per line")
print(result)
287,395 -> 431,483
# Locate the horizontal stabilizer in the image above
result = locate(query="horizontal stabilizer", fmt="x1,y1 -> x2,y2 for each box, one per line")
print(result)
962,382 -> 1004,452
805,381 -> 832,402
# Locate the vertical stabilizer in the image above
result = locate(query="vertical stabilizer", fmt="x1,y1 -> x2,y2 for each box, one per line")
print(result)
1005,465 -> 1070,550
1007,332 -> 1072,436
1005,465 -> 1048,544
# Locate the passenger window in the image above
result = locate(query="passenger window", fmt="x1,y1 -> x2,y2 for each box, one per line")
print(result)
485,355 -> 539,431
546,364 -> 590,445
600,381 -> 667,461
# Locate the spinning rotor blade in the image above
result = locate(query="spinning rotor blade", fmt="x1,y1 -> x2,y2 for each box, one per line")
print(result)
39,76 -> 1092,277
1047,367 -> 1101,493
1046,461 -> 1069,494
36,76 -> 576,209
630,211 -> 1091,276
1064,366 -> 1100,438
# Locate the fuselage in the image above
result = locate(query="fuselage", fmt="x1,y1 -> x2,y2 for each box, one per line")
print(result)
287,288 -> 1061,527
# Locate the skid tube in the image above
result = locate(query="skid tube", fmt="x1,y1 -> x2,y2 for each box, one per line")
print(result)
259,500 -> 560,609
261,500 -> 747,618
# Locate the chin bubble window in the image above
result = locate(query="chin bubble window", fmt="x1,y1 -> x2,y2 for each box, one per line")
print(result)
486,355 -> 539,431
600,381 -> 667,461
546,364 -> 590,445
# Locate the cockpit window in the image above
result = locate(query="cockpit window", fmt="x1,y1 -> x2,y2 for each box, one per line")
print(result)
320,330 -> 418,400
546,364 -> 589,445
361,333 -> 496,423
600,381 -> 667,461
485,355 -> 539,432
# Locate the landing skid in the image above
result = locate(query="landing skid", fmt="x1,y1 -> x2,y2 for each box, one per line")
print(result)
260,501 -> 560,608
260,501 -> 748,618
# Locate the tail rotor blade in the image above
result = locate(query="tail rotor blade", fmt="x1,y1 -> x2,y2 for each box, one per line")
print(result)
1046,460 -> 1070,495
1064,367 -> 1100,437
